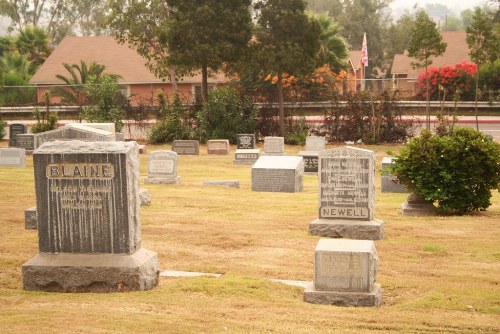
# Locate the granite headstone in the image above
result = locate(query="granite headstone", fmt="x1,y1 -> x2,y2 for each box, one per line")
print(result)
233,149 -> 260,165
263,136 -> 285,156
237,134 -> 256,149
381,157 -> 407,193
8,123 -> 27,147
172,140 -> 200,155
207,139 -> 230,155
144,150 -> 180,184
252,156 -> 303,193
0,148 -> 26,167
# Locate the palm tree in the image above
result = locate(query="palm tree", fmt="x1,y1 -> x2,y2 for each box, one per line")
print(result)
0,52 -> 36,105
314,13 -> 349,72
15,27 -> 52,69
52,61 -> 107,106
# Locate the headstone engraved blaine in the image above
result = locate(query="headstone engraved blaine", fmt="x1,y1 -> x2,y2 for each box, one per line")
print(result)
309,146 -> 384,240
22,140 -> 159,292
304,238 -> 382,307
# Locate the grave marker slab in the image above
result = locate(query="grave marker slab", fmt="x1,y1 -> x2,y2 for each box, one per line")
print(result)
9,123 -> 27,147
22,140 -> 159,292
304,238 -> 382,307
297,137 -> 325,175
305,136 -> 326,152
144,150 -> 180,184
237,134 -> 256,149
252,156 -> 303,193
207,139 -> 230,155
172,140 -> 199,155
381,157 -> 407,193
0,148 -> 26,167
233,149 -> 260,165
15,134 -> 35,152
309,146 -> 384,240
264,136 -> 285,156
203,180 -> 240,188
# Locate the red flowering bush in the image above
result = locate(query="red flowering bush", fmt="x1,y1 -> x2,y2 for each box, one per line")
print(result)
416,61 -> 477,100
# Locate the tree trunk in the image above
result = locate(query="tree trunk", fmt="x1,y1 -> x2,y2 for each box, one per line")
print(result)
201,63 -> 209,105
425,61 -> 430,131
277,74 -> 285,137
169,67 -> 178,93
475,70 -> 479,131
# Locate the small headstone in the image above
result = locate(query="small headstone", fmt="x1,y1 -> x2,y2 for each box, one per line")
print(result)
15,134 -> 35,153
25,206 -> 37,229
203,180 -> 240,188
139,188 -> 151,206
381,157 -> 407,193
9,123 -> 27,147
252,156 -> 303,193
309,146 -> 384,240
237,134 -> 256,149
401,193 -> 435,216
22,140 -> 159,292
138,144 -> 147,154
207,139 -> 230,155
115,132 -> 125,141
233,149 -> 260,165
0,148 -> 26,167
144,150 -> 181,184
264,136 -> 285,156
172,140 -> 200,155
304,238 -> 382,307
305,136 -> 326,152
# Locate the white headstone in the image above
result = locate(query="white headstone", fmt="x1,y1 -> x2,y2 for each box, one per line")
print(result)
144,150 -> 180,184
264,136 -> 285,156
0,148 -> 26,167
252,156 -> 303,193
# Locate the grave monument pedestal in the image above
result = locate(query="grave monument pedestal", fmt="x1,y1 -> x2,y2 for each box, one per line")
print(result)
303,238 -> 382,307
22,140 -> 159,292
308,146 -> 384,240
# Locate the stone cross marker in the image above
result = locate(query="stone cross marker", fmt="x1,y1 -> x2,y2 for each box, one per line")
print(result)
263,136 -> 285,156
8,123 -> 27,147
207,139 -> 230,155
309,146 -> 384,240
237,134 -> 256,149
144,150 -> 180,184
22,140 -> 159,292
304,238 -> 382,307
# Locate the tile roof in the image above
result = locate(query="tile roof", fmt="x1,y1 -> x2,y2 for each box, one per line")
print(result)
390,32 -> 472,78
349,50 -> 362,70
30,36 -> 227,85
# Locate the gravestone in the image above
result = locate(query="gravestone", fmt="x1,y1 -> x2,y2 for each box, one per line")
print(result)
309,146 -> 384,240
237,134 -> 256,149
172,140 -> 199,155
34,125 -> 115,149
233,149 -> 260,165
381,157 -> 407,193
207,139 -> 230,155
139,188 -> 151,206
144,150 -> 180,184
252,156 -> 303,193
263,136 -> 285,156
25,207 -> 37,229
15,134 -> 35,153
298,136 -> 326,175
401,193 -> 435,216
9,123 -> 27,147
22,140 -> 159,292
0,148 -> 26,167
304,238 -> 382,307
203,180 -> 240,188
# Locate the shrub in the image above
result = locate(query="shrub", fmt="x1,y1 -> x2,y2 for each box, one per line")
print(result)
0,120 -> 6,139
393,128 -> 500,215
285,115 -> 309,145
31,92 -> 58,133
200,86 -> 257,144
149,92 -> 193,143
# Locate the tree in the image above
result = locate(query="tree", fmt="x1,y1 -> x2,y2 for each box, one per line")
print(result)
386,13 -> 415,74
467,7 -> 499,129
52,61 -> 107,107
0,36 -> 13,57
407,10 -> 447,130
15,26 -> 51,68
253,0 -> 321,136
313,13 -> 349,72
0,51 -> 36,105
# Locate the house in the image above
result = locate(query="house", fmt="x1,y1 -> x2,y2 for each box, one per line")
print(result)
30,36 -> 228,105
390,31 -> 472,96
347,50 -> 364,93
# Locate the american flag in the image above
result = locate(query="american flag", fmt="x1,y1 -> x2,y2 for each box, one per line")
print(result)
361,32 -> 368,67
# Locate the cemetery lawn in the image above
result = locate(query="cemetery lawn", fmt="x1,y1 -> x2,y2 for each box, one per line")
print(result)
0,142 -> 499,333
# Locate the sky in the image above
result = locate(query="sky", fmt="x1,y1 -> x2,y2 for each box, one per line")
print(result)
390,0 -> 490,19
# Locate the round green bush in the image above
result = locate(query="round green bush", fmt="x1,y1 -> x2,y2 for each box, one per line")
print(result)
0,120 -> 6,139
393,128 -> 500,215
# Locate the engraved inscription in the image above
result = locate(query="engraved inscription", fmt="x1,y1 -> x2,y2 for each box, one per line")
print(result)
236,153 -> 258,159
238,135 -> 254,149
264,138 -> 284,153
303,156 -> 318,172
321,253 -> 363,277
46,163 -> 114,179
253,169 -> 293,192
149,160 -> 174,174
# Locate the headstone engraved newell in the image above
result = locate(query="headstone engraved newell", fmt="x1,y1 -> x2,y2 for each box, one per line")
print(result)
233,149 -> 260,165
237,134 -> 256,149
252,156 -> 303,193
298,136 -> 326,175
304,238 -> 382,307
144,150 -> 181,184
308,146 -> 384,240
9,123 -> 27,147
0,148 -> 26,167
264,136 -> 285,156
22,140 -> 159,292
207,139 -> 230,155
172,140 -> 200,155
381,157 -> 407,193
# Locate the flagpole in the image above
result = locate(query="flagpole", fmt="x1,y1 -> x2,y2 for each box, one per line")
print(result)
361,32 -> 368,91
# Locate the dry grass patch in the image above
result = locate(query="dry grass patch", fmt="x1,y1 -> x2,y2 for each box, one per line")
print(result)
0,141 -> 499,333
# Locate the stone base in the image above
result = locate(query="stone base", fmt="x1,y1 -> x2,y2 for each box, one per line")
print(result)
144,176 -> 181,184
25,206 -> 37,229
304,283 -> 382,307
400,202 -> 435,216
22,248 -> 159,292
263,153 -> 284,156
233,159 -> 257,165
309,218 -> 384,240
203,180 -> 240,188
